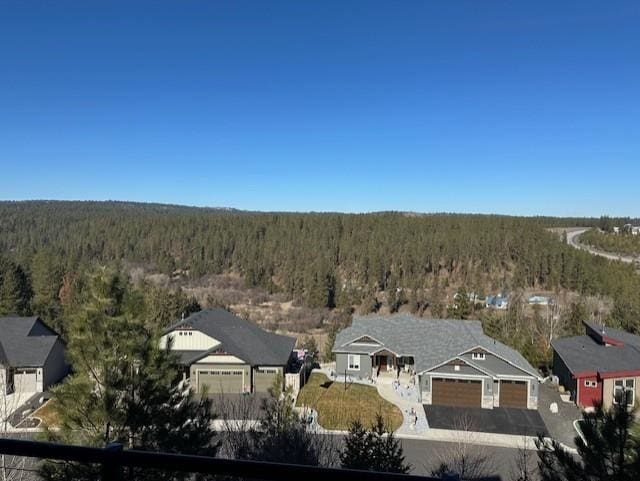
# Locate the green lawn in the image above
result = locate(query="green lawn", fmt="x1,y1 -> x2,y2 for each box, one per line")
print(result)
296,372 -> 403,431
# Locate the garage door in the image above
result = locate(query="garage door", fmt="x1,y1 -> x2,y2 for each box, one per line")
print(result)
254,368 -> 279,393
500,380 -> 528,408
197,369 -> 244,394
432,378 -> 482,407
15,370 -> 37,392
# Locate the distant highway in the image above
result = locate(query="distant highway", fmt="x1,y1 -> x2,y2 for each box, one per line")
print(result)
565,228 -> 640,265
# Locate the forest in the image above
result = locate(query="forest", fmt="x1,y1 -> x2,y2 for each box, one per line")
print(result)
582,228 -> 640,257
0,201 -> 639,367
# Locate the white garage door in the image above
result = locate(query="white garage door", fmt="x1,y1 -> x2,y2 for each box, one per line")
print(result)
15,370 -> 37,392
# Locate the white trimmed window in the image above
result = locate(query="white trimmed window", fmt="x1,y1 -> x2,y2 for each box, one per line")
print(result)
584,380 -> 597,388
614,379 -> 635,406
472,352 -> 486,361
347,354 -> 361,370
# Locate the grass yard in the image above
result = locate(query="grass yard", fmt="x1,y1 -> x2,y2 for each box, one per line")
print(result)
296,372 -> 403,431
31,400 -> 61,428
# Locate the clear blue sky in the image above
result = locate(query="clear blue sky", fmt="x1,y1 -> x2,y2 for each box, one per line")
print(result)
1,1 -> 639,216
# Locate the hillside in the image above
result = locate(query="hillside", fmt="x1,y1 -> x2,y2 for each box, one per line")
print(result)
1,201 -> 639,367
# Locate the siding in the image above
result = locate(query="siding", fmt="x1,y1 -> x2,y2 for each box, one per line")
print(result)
602,376 -> 640,410
429,363 -> 486,376
552,350 -> 577,399
460,352 -> 532,376
43,339 -> 69,390
336,352 -> 372,379
161,330 -> 220,350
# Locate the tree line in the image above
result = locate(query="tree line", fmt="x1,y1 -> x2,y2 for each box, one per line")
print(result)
1,201 -> 639,331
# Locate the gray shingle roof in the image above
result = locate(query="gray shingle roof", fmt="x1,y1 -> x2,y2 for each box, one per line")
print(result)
164,309 -> 295,366
552,326 -> 640,375
0,316 -> 61,367
334,314 -> 538,377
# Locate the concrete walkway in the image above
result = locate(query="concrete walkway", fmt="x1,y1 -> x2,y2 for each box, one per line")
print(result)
375,376 -> 429,436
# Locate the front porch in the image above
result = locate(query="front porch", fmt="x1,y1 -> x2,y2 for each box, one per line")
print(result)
371,350 -> 415,378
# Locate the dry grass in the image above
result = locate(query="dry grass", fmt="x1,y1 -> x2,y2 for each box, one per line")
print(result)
32,400 -> 61,428
296,372 -> 403,431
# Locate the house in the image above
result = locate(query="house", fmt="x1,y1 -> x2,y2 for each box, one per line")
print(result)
0,316 -> 68,394
486,294 -> 509,310
160,309 -> 296,395
528,295 -> 553,306
552,321 -> 640,410
333,314 -> 540,409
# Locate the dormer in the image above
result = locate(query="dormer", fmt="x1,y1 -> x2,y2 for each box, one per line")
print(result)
584,321 -> 624,347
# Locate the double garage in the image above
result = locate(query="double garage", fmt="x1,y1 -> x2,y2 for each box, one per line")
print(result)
195,366 -> 282,394
431,377 -> 528,408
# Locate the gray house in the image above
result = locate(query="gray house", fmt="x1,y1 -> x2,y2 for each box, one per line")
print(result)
334,314 -> 540,409
161,309 -> 296,395
0,316 -> 68,394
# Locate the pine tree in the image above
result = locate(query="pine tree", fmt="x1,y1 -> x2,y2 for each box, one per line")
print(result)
39,268 -> 218,481
340,414 -> 410,474
340,419 -> 371,470
239,375 -> 330,465
0,260 -> 31,316
536,398 -> 639,481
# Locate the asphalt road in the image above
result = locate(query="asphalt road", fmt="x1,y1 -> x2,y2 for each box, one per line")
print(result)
565,228 -> 639,264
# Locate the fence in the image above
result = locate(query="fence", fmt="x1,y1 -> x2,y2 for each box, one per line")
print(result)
0,438 -> 445,481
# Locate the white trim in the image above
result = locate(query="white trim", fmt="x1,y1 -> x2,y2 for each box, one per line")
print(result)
422,356 -> 495,379
347,354 -> 361,371
460,345 -> 540,379
341,334 -> 385,348
426,372 -> 488,380
370,346 -> 402,357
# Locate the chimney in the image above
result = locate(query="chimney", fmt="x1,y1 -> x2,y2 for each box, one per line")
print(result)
181,312 -> 185,321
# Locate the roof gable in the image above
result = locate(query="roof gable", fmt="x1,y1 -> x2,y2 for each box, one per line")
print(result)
333,314 -> 538,377
0,316 -> 61,367
164,309 -> 295,366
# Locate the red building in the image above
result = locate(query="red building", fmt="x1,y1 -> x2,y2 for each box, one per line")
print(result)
552,321 -> 640,410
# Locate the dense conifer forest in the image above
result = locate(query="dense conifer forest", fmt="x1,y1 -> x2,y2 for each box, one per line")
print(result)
0,201 -> 639,367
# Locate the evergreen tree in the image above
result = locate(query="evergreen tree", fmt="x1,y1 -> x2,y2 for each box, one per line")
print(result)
30,248 -> 64,322
536,398 -> 639,481
0,259 -> 31,316
239,375 -> 330,465
40,268 -> 218,481
340,414 -> 410,474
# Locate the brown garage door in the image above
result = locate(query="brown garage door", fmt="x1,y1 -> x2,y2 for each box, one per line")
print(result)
432,378 -> 482,407
500,380 -> 528,408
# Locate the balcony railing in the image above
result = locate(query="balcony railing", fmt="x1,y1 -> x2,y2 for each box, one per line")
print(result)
0,438 -> 446,481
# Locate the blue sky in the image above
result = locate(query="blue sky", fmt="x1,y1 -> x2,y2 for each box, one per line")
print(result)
1,1 -> 639,216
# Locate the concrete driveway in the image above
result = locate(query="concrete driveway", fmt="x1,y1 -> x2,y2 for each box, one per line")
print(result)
423,405 -> 549,437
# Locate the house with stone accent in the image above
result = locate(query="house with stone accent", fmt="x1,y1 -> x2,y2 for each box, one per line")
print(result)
333,314 -> 540,410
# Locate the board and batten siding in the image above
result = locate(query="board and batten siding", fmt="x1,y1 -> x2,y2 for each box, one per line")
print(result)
160,329 -> 220,351
336,352 -> 372,379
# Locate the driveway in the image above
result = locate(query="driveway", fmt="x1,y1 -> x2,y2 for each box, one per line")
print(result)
423,405 -> 549,437
537,379 -> 582,449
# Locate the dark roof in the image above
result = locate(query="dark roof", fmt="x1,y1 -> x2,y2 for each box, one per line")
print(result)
0,316 -> 61,367
334,314 -> 538,378
552,322 -> 640,375
164,309 -> 295,366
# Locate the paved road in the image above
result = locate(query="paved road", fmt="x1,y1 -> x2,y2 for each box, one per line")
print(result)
399,437 -> 525,479
565,228 -> 640,265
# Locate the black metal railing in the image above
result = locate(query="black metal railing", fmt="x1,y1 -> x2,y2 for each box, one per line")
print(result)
0,438 -> 446,481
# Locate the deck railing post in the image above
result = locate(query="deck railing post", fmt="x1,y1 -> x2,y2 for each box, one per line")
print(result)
101,443 -> 123,481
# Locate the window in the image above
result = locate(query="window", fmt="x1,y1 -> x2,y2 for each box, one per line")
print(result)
614,379 -> 635,406
454,365 -> 460,371
584,380 -> 597,388
347,354 -> 360,370
472,352 -> 485,361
